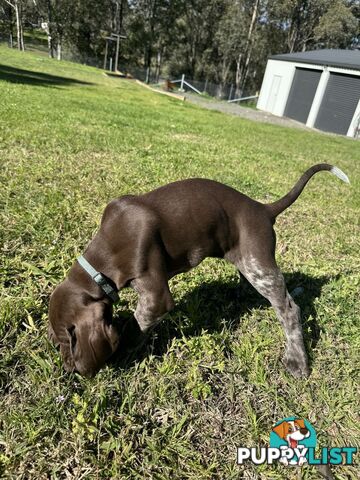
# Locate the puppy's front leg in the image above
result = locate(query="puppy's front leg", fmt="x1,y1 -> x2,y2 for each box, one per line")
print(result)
132,273 -> 174,332
119,273 -> 175,354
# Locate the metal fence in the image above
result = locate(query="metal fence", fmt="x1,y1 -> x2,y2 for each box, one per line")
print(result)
120,65 -> 257,102
167,74 -> 258,103
0,37 -> 257,103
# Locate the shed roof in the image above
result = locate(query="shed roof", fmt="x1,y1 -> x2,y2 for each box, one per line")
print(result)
269,49 -> 360,71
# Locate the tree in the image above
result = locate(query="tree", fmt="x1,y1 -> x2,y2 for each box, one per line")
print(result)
214,0 -> 264,96
1,0 -> 358,93
235,0 -> 261,95
314,0 -> 359,48
169,0 -> 225,80
0,2 -> 14,47
125,0 -> 181,82
3,0 -> 24,50
267,0 -> 358,53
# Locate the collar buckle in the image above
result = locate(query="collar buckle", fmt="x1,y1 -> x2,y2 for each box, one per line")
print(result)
77,255 -> 120,304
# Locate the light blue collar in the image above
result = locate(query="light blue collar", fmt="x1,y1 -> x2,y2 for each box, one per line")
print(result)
77,255 -> 119,303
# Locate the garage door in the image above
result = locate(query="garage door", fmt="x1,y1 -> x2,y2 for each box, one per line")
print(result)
284,68 -> 321,123
314,73 -> 360,135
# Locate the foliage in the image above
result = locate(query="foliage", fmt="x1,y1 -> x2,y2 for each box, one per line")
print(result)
0,46 -> 359,478
267,0 -> 359,53
0,0 -> 359,92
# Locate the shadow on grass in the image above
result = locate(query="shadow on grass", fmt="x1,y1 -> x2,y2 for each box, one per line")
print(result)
0,64 -> 93,87
113,271 -> 333,372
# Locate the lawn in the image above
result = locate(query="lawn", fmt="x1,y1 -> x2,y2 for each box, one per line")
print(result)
0,46 -> 359,479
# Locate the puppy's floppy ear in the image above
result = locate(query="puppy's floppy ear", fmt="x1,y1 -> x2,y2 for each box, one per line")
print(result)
273,421 -> 288,439
295,419 -> 306,429
69,302 -> 120,377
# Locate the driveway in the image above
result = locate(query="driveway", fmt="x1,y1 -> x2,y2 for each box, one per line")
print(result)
184,92 -> 310,130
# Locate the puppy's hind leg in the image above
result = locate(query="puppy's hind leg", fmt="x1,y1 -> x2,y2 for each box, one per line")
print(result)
237,256 -> 309,378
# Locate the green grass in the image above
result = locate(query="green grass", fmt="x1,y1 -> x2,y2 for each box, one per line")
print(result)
0,46 -> 359,479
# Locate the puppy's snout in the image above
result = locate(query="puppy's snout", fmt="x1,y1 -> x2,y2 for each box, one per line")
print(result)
300,427 -> 309,435
75,364 -> 98,378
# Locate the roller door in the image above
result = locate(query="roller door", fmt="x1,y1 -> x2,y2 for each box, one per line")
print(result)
315,73 -> 360,135
284,68 -> 321,123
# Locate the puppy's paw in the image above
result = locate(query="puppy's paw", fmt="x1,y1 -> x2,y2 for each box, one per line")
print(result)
283,353 -> 310,378
115,316 -> 149,360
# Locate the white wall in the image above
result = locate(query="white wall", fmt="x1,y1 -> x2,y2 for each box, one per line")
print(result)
257,60 -> 326,116
257,60 -> 296,116
257,59 -> 360,137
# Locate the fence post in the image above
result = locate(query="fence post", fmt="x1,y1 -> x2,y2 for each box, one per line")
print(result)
109,57 -> 113,72
115,35 -> 120,72
103,40 -> 108,70
180,74 -> 185,91
204,78 -> 208,94
228,84 -> 233,101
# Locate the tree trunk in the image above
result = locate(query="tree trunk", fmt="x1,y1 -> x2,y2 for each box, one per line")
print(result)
218,57 -> 231,98
235,53 -> 243,98
46,0 -> 54,58
154,48 -> 162,83
19,8 -> 24,51
145,45 -> 152,83
118,0 -> 124,33
288,1 -> 302,53
144,0 -> 157,83
57,37 -> 62,60
288,26 -> 297,53
13,1 -> 24,51
7,5 -> 14,48
14,2 -> 20,49
235,0 -> 259,95
44,23 -> 54,58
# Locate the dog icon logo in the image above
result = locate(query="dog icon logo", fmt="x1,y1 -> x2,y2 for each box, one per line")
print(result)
237,417 -> 356,466
270,417 -> 317,466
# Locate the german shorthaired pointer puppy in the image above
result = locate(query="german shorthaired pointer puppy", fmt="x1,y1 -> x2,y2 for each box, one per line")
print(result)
49,163 -> 349,377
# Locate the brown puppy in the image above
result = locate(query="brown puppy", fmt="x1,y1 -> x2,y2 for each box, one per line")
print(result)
49,163 -> 349,377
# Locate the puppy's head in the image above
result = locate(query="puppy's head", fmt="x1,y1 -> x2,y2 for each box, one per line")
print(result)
49,279 -> 119,377
273,419 -> 309,441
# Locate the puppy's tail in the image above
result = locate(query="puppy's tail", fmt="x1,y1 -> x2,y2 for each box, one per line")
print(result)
266,163 -> 350,218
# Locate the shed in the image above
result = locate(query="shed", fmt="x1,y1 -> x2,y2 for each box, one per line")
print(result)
257,49 -> 360,137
